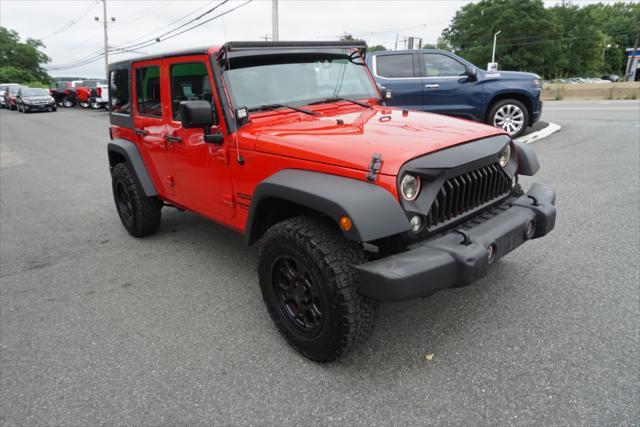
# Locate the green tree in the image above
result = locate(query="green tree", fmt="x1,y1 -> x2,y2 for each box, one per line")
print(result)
0,26 -> 50,84
584,2 -> 640,76
368,44 -> 387,52
441,0 -> 563,77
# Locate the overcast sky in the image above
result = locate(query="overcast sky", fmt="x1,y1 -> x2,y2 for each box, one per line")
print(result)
0,0 -> 630,78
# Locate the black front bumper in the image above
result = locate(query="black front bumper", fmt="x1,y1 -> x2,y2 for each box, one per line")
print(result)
356,183 -> 556,301
24,103 -> 55,111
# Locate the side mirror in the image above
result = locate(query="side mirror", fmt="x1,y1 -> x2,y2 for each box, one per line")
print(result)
204,132 -> 224,145
465,66 -> 477,81
180,100 -> 214,129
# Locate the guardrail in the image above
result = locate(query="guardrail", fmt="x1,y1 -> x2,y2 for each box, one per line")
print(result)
542,82 -> 640,101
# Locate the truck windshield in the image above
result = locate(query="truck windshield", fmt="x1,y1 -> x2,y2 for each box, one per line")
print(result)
223,52 -> 378,111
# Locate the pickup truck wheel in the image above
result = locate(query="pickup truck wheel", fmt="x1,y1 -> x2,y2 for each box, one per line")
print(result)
111,163 -> 162,237
90,101 -> 101,109
79,101 -> 89,108
258,216 -> 375,362
487,99 -> 529,138
62,98 -> 75,108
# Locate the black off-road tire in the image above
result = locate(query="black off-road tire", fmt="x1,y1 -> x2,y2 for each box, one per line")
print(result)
111,162 -> 162,237
258,215 -> 376,363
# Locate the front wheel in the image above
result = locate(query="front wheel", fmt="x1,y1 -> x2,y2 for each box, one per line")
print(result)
258,216 -> 376,362
111,163 -> 162,237
62,98 -> 75,108
487,99 -> 529,138
90,101 -> 101,110
79,101 -> 89,108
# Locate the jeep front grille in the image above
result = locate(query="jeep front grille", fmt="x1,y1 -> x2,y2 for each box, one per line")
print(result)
426,163 -> 511,229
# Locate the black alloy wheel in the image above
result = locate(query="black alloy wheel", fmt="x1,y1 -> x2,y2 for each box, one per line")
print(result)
115,181 -> 134,225
271,255 -> 324,336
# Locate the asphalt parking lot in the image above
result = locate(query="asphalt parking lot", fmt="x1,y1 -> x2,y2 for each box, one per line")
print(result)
1,100 -> 638,425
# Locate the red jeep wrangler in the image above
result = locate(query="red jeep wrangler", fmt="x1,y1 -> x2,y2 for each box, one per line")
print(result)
107,41 -> 556,362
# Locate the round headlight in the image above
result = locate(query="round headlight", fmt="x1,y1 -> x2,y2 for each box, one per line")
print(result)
400,174 -> 421,201
498,144 -> 511,168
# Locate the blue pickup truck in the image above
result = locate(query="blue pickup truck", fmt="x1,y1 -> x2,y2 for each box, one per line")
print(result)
366,49 -> 543,137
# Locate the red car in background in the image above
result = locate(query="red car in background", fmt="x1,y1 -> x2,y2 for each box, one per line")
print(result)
3,85 -> 26,110
75,80 -> 108,109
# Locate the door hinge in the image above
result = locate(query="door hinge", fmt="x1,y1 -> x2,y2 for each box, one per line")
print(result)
222,194 -> 234,208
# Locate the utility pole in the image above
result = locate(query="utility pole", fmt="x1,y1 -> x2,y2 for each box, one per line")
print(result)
102,0 -> 109,80
491,30 -> 501,64
394,33 -> 399,50
624,32 -> 639,82
272,0 -> 279,41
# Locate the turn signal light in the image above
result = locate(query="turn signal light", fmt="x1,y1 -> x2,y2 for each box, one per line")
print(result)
339,216 -> 353,231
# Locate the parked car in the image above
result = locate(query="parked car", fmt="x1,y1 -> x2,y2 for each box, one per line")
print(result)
3,85 -> 27,110
50,81 -> 72,107
601,74 -> 620,82
106,41 -> 556,362
16,87 -> 56,113
90,84 -> 109,110
0,83 -> 22,109
75,79 -> 108,108
366,49 -> 543,137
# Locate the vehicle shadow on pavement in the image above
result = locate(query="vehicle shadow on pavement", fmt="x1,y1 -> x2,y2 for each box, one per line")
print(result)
155,208 -> 520,370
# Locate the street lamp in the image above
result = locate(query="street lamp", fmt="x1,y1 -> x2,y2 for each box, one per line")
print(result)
487,30 -> 501,72
492,30 -> 502,64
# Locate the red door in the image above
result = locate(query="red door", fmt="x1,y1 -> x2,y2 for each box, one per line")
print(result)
163,56 -> 235,221
131,60 -> 174,198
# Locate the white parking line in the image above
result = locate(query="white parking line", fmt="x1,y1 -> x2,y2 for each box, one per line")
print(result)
516,122 -> 562,144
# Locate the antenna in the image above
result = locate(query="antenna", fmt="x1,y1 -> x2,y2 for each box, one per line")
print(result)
224,51 -> 245,165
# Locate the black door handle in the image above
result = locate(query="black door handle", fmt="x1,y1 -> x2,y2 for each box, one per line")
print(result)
134,128 -> 149,136
165,135 -> 182,143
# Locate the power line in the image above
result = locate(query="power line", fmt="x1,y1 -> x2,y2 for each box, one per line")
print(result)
39,1 -> 97,41
48,0 -> 222,69
116,0 -> 233,51
110,0 -> 218,49
48,0 -> 254,71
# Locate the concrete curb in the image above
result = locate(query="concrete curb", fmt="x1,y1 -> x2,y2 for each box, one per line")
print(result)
516,122 -> 561,144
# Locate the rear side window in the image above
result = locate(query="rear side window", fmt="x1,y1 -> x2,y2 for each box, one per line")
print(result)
135,66 -> 162,118
170,62 -> 212,121
376,54 -> 414,78
422,54 -> 466,77
110,68 -> 130,115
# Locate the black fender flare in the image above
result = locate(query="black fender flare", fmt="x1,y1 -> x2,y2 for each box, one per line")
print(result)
245,169 -> 411,245
514,140 -> 540,176
107,138 -> 157,196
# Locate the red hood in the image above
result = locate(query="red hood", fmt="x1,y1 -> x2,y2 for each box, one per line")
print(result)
241,105 -> 506,176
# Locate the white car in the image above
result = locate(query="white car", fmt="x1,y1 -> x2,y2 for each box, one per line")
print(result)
90,84 -> 109,110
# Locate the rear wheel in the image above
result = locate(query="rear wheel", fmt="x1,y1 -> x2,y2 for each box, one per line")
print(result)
62,98 -> 75,108
90,101 -> 101,109
111,162 -> 162,237
258,216 -> 375,362
79,101 -> 89,108
487,99 -> 529,138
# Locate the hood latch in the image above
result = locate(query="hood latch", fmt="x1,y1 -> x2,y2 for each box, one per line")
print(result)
366,153 -> 382,182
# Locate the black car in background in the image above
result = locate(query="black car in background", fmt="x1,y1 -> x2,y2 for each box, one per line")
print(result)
16,87 -> 57,113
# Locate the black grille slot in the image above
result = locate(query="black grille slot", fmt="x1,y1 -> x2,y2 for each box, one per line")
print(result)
425,163 -> 511,229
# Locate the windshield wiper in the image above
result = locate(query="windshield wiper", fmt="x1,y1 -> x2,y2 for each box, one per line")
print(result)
248,103 -> 317,116
308,97 -> 372,109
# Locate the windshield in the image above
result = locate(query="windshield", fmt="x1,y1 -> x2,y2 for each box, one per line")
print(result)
223,52 -> 378,110
22,88 -> 49,96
